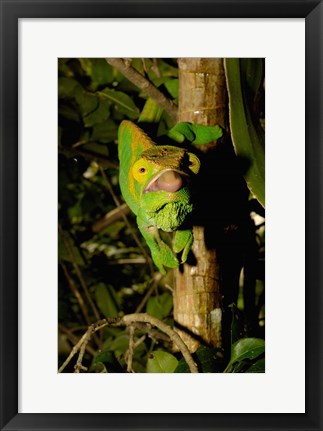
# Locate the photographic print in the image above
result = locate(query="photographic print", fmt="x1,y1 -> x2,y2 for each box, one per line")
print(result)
58,58 -> 265,374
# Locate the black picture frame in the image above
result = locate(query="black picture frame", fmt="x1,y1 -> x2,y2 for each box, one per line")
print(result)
1,1 -> 322,430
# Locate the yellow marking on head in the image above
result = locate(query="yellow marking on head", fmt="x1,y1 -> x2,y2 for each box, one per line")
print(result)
118,121 -> 156,202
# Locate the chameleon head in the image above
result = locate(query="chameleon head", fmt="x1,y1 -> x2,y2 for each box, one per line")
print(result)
132,145 -> 200,231
132,145 -> 200,194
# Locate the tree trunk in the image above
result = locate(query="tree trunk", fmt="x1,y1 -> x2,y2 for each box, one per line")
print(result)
173,58 -> 228,352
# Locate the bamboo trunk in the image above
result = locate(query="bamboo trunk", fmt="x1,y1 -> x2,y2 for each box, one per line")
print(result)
173,58 -> 228,352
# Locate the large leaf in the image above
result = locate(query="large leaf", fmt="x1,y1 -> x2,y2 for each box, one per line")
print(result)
224,58 -> 265,207
83,99 -> 111,127
94,282 -> 119,318
230,337 -> 265,363
138,98 -> 163,123
91,119 -> 118,143
98,89 -> 139,119
146,350 -> 178,373
225,337 -> 265,372
146,293 -> 173,320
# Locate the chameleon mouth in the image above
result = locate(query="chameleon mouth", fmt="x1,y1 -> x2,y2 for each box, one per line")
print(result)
144,169 -> 187,194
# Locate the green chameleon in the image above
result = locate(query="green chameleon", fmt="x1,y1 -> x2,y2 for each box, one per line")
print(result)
118,120 -> 222,274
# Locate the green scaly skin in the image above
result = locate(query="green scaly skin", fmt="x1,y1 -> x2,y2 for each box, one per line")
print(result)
118,120 -> 222,274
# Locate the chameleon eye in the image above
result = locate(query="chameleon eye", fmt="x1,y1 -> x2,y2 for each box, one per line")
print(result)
132,159 -> 149,183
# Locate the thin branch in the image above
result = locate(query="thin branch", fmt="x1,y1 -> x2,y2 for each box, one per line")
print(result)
106,58 -> 178,122
122,314 -> 198,373
59,324 -> 97,356
126,325 -> 135,373
60,261 -> 92,327
59,226 -> 101,322
58,330 -> 88,373
74,328 -> 93,373
59,314 -> 198,373
92,203 -> 131,233
59,319 -> 109,373
135,274 -> 162,313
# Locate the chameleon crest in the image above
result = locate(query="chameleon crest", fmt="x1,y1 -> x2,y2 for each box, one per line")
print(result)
118,120 -> 200,274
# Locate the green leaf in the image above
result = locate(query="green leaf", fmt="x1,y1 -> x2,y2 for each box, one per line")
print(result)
231,337 -> 265,363
91,119 -> 118,143
146,293 -> 173,320
75,91 -> 99,117
167,122 -> 223,145
164,79 -> 179,99
58,234 -> 85,266
225,337 -> 265,372
58,77 -> 81,98
98,89 -> 139,119
83,99 -> 110,127
94,282 -> 119,318
138,98 -> 163,123
146,350 -> 178,373
240,58 -> 264,96
79,58 -> 114,89
247,357 -> 265,373
194,346 -> 224,373
224,58 -> 265,207
93,350 -> 124,373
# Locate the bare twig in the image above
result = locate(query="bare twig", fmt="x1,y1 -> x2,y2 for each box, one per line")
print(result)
127,325 -> 135,373
59,314 -> 198,373
60,262 -> 92,327
122,314 -> 198,373
59,324 -> 97,356
151,58 -> 161,78
92,203 -> 131,233
58,330 -> 89,373
74,328 -> 94,373
106,58 -> 178,122
59,226 -> 101,323
135,274 -> 162,313
59,319 -> 110,373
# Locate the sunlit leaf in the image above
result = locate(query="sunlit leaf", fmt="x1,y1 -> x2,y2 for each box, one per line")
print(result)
230,337 -> 264,363
164,78 -> 179,99
138,98 -> 163,123
224,58 -> 265,207
146,350 -> 178,373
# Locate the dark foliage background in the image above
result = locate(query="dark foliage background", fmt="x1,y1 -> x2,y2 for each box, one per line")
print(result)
58,58 -> 265,373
